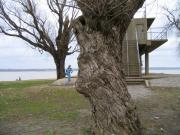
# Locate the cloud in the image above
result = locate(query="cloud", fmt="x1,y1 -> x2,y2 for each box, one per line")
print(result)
0,34 -> 79,69
0,35 -> 55,69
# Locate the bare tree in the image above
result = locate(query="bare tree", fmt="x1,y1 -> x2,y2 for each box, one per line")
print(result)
163,1 -> 180,54
73,0 -> 145,134
164,2 -> 180,33
0,0 -> 79,79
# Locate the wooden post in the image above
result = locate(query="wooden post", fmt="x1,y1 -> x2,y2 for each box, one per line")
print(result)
145,50 -> 149,75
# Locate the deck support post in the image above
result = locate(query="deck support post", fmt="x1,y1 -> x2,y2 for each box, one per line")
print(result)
145,50 -> 149,75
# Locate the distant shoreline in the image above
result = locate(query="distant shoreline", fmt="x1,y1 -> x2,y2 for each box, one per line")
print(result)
0,69 -> 78,72
147,67 -> 180,70
0,68 -> 180,81
0,69 -> 55,72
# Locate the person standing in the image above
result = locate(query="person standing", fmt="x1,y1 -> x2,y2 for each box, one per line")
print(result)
65,65 -> 73,82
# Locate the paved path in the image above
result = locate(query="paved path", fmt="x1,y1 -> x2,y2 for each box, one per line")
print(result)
149,76 -> 180,87
52,78 -> 77,86
127,85 -> 153,99
52,78 -> 153,99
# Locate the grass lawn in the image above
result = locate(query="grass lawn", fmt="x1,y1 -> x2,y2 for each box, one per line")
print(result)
0,80 -> 90,135
0,80 -> 55,89
0,80 -> 180,135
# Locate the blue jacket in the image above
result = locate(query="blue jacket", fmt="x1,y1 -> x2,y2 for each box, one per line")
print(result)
66,67 -> 73,75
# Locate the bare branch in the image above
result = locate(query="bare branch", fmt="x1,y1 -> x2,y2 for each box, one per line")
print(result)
163,3 -> 180,31
75,0 -> 145,34
0,0 -> 80,55
67,43 -> 80,55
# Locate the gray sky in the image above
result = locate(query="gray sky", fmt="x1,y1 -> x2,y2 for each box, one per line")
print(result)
142,0 -> 180,67
0,0 -> 179,69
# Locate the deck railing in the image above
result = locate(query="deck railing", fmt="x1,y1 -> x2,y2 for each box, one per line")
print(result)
148,27 -> 168,40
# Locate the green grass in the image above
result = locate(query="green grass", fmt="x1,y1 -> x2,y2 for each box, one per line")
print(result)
49,111 -> 79,121
0,80 -> 54,89
0,80 -> 90,135
0,87 -> 88,121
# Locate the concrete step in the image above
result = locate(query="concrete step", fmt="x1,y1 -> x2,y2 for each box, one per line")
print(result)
126,77 -> 144,79
126,78 -> 145,85
127,81 -> 144,85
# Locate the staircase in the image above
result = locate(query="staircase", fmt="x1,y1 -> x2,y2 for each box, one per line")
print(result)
122,40 -> 141,76
126,77 -> 145,85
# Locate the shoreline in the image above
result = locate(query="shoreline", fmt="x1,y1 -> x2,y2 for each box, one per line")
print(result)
1,73 -> 180,83
0,78 -> 56,83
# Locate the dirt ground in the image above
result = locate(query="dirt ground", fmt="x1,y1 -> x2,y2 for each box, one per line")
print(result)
137,87 -> 180,135
128,85 -> 153,99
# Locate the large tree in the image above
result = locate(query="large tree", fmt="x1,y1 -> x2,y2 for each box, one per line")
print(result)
0,0 -> 79,79
74,0 -> 145,134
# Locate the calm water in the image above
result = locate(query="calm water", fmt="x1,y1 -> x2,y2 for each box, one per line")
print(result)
142,67 -> 180,74
0,70 -> 78,81
0,68 -> 180,81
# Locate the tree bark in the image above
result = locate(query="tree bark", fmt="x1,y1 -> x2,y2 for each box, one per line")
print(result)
54,56 -> 66,80
74,19 -> 142,135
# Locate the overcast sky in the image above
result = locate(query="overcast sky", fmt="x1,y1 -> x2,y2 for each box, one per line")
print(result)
0,0 -> 179,69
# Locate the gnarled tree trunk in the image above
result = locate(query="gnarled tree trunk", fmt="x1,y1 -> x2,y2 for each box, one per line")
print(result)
74,19 -> 142,135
